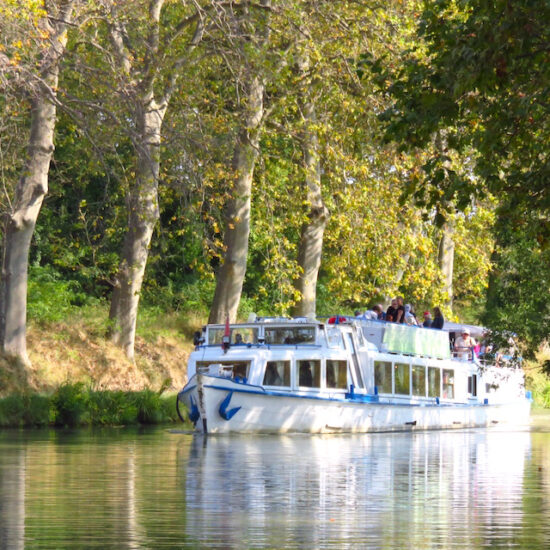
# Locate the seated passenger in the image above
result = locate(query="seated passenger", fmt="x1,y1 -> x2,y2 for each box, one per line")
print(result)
386,299 -> 398,323
264,363 -> 282,385
299,362 -> 313,387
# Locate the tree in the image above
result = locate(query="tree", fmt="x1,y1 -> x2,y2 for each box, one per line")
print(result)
90,0 -> 205,358
0,0 -> 78,364
376,0 -> 550,349
208,1 -> 273,324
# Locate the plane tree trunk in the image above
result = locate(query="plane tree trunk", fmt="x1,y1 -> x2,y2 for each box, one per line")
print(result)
105,0 -> 204,358
0,2 -> 75,364
208,75 -> 265,324
292,99 -> 329,318
438,223 -> 455,308
109,98 -> 166,359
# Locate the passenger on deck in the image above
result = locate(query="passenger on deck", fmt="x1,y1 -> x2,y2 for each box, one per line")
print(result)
422,311 -> 432,328
454,328 -> 477,360
363,305 -> 382,320
404,304 -> 418,326
431,307 -> 444,329
386,299 -> 398,323
394,296 -> 405,324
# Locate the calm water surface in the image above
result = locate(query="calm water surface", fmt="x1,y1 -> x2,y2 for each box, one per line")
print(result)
1,417 -> 550,549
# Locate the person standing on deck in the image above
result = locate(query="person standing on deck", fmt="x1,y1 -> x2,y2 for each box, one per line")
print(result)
454,328 -> 477,360
394,297 -> 405,324
423,311 -> 432,327
431,307 -> 444,329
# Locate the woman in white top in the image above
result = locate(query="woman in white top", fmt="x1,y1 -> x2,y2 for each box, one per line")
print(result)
454,328 -> 477,360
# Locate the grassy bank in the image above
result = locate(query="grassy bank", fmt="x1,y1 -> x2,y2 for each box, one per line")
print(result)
0,303 -> 198,428
0,384 -> 183,428
0,302 -> 200,397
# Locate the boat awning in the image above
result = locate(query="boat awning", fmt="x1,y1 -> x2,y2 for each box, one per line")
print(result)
443,322 -> 486,338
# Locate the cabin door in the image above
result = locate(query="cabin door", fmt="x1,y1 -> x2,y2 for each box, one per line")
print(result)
343,331 -> 365,389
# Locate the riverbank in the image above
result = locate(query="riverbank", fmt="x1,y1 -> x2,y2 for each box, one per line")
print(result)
0,304 -> 199,397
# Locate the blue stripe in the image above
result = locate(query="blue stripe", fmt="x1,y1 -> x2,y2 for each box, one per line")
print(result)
202,383 -> 482,408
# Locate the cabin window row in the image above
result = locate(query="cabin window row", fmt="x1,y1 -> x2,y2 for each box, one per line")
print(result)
374,361 -> 455,399
263,359 -> 348,390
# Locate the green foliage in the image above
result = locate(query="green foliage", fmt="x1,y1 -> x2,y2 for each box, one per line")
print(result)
527,371 -> 550,410
132,390 -> 176,424
0,394 -> 26,427
27,265 -> 100,324
482,209 -> 550,358
376,0 -> 550,348
0,385 -> 179,428
51,383 -> 90,427
0,393 -> 51,427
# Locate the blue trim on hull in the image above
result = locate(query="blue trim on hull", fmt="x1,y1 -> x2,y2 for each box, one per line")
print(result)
201,382 -> 486,408
218,391 -> 242,421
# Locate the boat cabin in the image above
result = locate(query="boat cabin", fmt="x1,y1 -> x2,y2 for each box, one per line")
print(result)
184,315 -> 525,407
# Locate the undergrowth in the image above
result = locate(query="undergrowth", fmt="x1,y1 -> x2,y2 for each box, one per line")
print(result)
0,383 -> 182,428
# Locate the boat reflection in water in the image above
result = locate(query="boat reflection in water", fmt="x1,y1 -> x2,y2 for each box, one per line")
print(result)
183,429 -> 537,549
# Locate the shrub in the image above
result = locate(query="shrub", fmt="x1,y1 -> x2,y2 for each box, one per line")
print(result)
27,265 -> 99,324
51,383 -> 90,427
0,394 -> 26,427
87,390 -> 139,426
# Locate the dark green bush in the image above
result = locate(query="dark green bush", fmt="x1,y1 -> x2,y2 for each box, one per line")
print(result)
87,390 -> 139,425
0,394 -> 26,427
25,394 -> 52,427
51,383 -> 90,427
0,385 -> 179,428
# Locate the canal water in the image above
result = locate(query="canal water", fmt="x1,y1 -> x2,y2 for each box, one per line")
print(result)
1,418 -> 550,549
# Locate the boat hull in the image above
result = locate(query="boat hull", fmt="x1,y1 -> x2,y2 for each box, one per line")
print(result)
178,374 -> 531,434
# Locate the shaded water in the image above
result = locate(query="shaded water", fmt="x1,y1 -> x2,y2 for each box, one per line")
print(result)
1,418 -> 550,549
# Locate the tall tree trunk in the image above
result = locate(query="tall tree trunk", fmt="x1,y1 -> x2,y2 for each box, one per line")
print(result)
0,4 -> 73,364
109,99 -> 166,359
438,223 -> 455,308
292,100 -> 329,318
209,75 -> 264,324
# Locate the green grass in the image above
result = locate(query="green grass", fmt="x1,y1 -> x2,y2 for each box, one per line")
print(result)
0,384 -> 184,428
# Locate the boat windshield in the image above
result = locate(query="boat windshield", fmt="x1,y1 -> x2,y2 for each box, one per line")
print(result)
264,326 -> 316,345
207,327 -> 258,346
196,361 -> 250,379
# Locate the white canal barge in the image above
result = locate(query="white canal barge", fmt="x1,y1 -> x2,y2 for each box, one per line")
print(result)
176,316 -> 531,434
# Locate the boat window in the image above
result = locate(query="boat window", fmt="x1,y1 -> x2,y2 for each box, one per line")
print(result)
412,365 -> 426,397
297,360 -> 321,388
196,361 -> 251,379
442,369 -> 455,399
428,367 -> 440,397
326,327 -> 344,347
468,374 -> 477,397
374,361 -> 392,394
394,363 -> 410,395
208,327 -> 258,345
326,360 -> 347,389
263,360 -> 290,387
264,327 -> 316,345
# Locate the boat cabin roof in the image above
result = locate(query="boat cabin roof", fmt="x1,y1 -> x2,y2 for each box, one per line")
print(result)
199,316 -> 452,360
